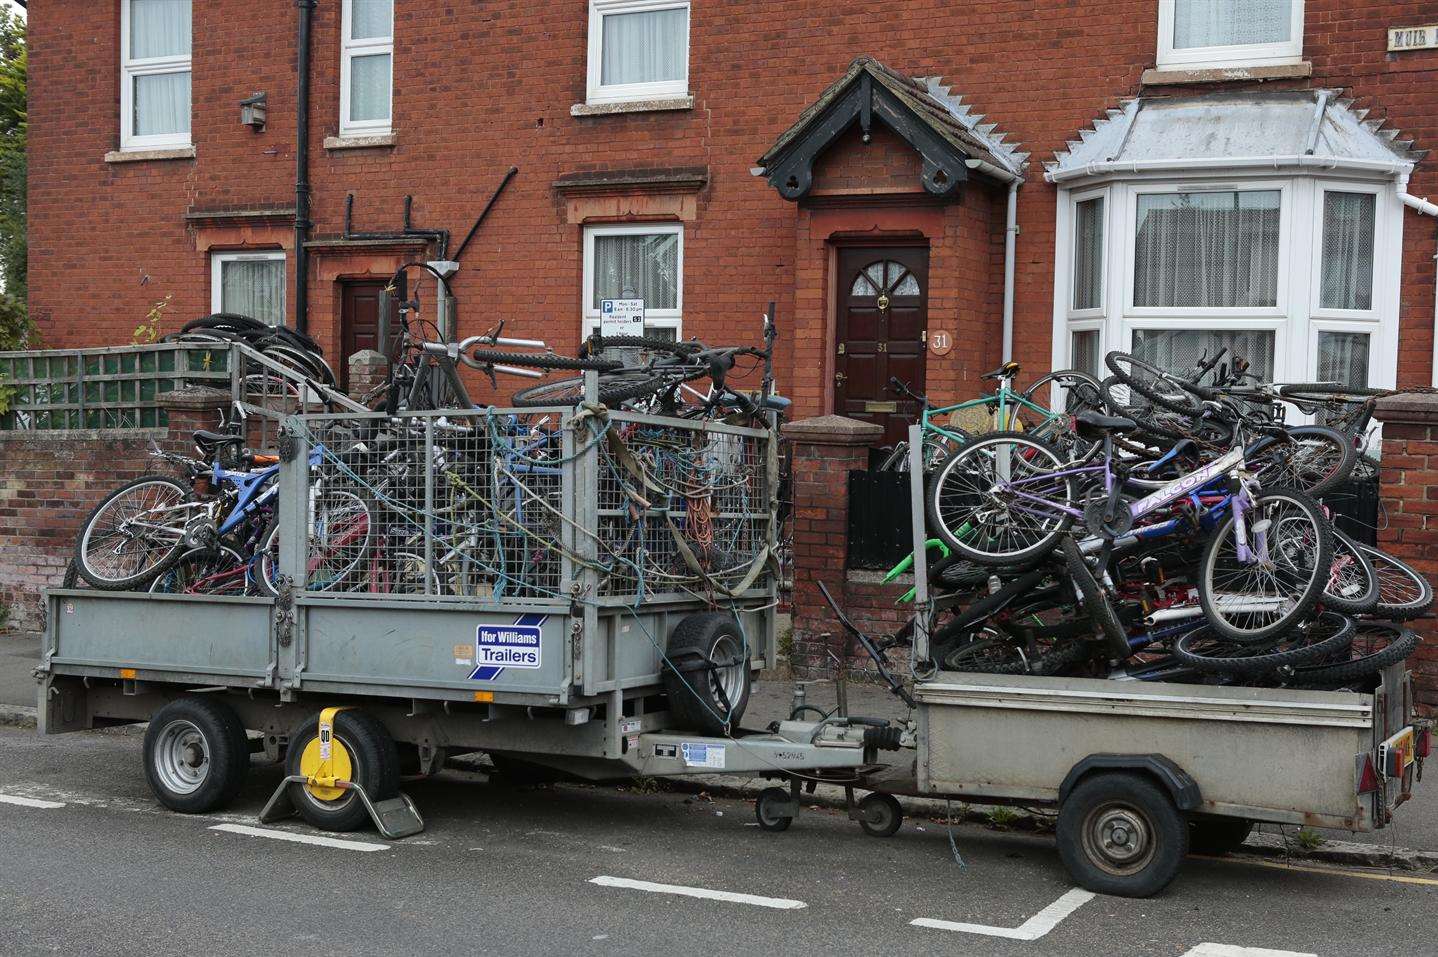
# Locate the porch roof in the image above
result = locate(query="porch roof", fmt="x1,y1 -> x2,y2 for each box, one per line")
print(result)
1045,89 -> 1426,184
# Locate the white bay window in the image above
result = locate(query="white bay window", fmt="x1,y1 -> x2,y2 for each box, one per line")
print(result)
341,0 -> 394,136
586,0 -> 690,105
1054,176 -> 1399,396
582,224 -> 683,339
121,0 -> 192,151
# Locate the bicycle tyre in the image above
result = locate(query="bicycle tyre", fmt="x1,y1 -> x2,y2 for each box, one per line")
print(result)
1246,425 -> 1356,497
75,475 -> 194,590
1358,544 -> 1435,621
1061,538 -> 1131,658
926,431 -> 1076,565
1277,383 -> 1393,400
511,369 -> 704,408
580,335 -> 702,358
1105,352 -> 1204,416
1321,529 -> 1379,616
1288,623 -> 1419,686
1100,376 -> 1188,442
1197,488 -> 1333,644
465,349 -> 621,372
1173,612 -> 1356,676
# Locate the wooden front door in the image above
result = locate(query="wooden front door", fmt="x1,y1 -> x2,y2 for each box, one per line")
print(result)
835,245 -> 928,447
340,280 -> 392,391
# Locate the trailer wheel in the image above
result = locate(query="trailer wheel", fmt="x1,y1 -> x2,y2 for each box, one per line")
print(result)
858,793 -> 903,838
1187,816 -> 1254,856
755,787 -> 794,832
662,612 -> 752,735
285,710 -> 399,832
1056,772 -> 1187,898
143,697 -> 250,814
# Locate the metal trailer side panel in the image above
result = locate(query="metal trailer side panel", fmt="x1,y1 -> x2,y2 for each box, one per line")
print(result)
917,672 -> 1373,830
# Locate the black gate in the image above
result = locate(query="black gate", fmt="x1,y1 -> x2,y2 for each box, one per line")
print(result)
846,470 -> 914,570
1322,474 -> 1381,547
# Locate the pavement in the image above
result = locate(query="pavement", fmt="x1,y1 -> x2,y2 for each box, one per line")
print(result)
2,721 -> 1437,957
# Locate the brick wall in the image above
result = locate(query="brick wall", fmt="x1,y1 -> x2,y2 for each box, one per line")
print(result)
0,390 -> 227,633
26,1 -> 1438,405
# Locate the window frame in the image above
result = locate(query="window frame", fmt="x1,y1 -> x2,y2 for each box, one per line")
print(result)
339,0 -> 395,137
585,0 -> 691,106
1052,172 -> 1400,404
1156,0 -> 1304,71
211,250 -> 288,327
581,222 -> 684,337
1123,180 -> 1292,320
119,0 -> 193,152
1068,188 -> 1109,319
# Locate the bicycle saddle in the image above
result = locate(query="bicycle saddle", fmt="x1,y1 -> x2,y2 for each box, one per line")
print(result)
1074,410 -> 1137,434
981,360 -> 1021,381
192,429 -> 242,450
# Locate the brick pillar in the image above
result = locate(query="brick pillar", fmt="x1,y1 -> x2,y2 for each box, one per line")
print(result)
158,386 -> 231,452
782,414 -> 883,676
1373,394 -> 1438,712
348,349 -> 389,405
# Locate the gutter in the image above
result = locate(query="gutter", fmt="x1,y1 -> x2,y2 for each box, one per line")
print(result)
966,158 -> 1023,363
1045,154 -> 1413,184
294,0 -> 316,334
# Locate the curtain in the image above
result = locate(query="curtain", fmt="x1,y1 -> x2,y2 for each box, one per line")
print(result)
350,0 -> 393,40
1317,332 -> 1369,388
1073,197 -> 1104,310
1320,192 -> 1375,311
601,8 -> 688,86
1173,0 -> 1291,49
134,71 -> 191,137
1132,329 -> 1275,382
222,259 -> 286,327
349,53 -> 392,122
593,233 -> 679,308
130,0 -> 191,59
1071,330 -> 1100,379
1134,191 -> 1280,309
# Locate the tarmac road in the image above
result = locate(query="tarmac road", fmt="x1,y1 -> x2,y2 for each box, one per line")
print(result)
0,724 -> 1433,957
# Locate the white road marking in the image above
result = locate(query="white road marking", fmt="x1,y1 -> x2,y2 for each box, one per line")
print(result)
0,794 -> 67,809
209,823 -> 390,852
588,875 -> 807,910
911,888 -> 1096,940
1181,946 -> 1316,957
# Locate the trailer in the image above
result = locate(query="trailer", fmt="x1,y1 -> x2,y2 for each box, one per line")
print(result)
36,416 -> 1429,897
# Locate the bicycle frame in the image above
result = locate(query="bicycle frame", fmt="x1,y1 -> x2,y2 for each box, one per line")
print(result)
918,373 -> 1068,445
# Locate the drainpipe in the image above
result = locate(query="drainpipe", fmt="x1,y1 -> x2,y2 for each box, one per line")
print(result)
1397,174 -> 1438,386
1001,179 -> 1019,363
294,0 -> 316,334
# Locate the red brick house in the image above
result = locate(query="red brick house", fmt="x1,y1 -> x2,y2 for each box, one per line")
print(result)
24,1 -> 1438,432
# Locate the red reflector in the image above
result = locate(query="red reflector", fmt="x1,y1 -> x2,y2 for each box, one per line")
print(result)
1357,755 -> 1380,794
1419,728 -> 1432,759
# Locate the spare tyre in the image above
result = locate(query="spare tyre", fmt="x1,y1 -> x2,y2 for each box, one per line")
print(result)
661,612 -> 752,736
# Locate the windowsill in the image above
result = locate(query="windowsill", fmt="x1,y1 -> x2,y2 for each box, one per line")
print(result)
1141,61 -> 1312,86
104,145 -> 195,164
570,96 -> 694,117
324,133 -> 396,150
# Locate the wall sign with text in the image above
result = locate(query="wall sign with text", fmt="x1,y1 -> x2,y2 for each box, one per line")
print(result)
1389,24 -> 1438,51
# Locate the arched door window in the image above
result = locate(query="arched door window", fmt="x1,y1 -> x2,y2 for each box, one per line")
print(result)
851,260 -> 922,308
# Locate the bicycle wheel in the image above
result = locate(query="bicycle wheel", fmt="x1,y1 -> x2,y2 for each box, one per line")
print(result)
149,545 -> 249,596
939,624 -> 1093,676
1321,529 -> 1379,615
255,489 -> 373,595
1173,612 -> 1355,677
1061,537 -> 1131,658
1288,623 -> 1420,688
1100,376 -> 1188,442
1357,544 -> 1435,621
1022,369 -> 1105,416
579,335 -> 701,358
1246,425 -> 1356,497
75,476 -> 197,590
926,431 -> 1076,565
1106,352 -> 1204,416
1197,488 -> 1333,643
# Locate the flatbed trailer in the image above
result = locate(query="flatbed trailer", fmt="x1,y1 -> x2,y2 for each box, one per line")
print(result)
34,419 -> 1430,898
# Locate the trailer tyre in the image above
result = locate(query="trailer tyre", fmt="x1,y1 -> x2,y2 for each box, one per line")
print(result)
858,792 -> 903,837
143,697 -> 250,814
286,710 -> 399,832
661,612 -> 751,736
1056,772 -> 1187,898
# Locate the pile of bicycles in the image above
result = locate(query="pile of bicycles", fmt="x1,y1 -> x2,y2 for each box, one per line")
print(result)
870,347 -> 1431,693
